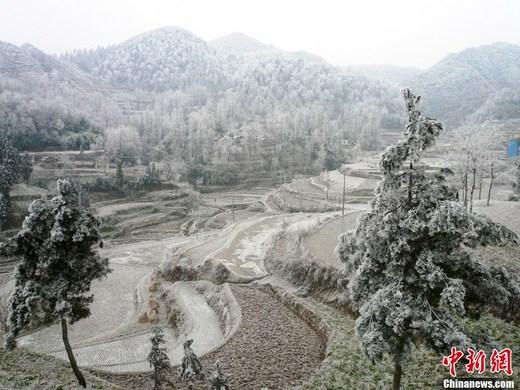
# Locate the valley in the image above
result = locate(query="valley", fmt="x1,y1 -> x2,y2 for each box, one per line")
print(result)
0,15 -> 519,390
1,152 -> 519,389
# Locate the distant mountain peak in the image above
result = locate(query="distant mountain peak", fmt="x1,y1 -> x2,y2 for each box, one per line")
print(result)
20,43 -> 41,52
210,32 -> 278,55
125,26 -> 206,45
63,25 -> 222,92
411,41 -> 520,126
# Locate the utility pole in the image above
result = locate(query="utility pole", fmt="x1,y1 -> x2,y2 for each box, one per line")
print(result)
232,193 -> 235,221
342,170 -> 346,216
299,175 -> 303,211
283,173 -> 287,210
487,163 -> 494,206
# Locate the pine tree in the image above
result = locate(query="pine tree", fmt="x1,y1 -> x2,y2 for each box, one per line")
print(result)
147,326 -> 171,390
179,338 -> 204,386
0,179 -> 110,387
336,89 -> 519,389
208,360 -> 230,390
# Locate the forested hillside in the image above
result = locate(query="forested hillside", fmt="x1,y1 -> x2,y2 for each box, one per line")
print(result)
1,28 -> 402,183
410,42 -> 520,126
2,29 -> 520,182
350,43 -> 520,127
65,27 -> 226,92
0,40 -> 126,150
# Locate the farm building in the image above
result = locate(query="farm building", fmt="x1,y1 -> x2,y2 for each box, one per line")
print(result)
508,138 -> 520,157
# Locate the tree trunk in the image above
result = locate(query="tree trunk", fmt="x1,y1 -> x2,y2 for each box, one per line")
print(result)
61,318 -> 86,388
153,367 -> 161,390
463,170 -> 468,211
342,172 -> 346,216
393,358 -> 403,390
469,167 -> 476,213
393,340 -> 404,390
487,163 -> 494,206
408,162 -> 413,205
232,193 -> 235,222
478,170 -> 483,200
299,176 -> 303,210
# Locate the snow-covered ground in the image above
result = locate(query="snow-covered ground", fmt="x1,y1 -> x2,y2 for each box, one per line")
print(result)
303,210 -> 366,267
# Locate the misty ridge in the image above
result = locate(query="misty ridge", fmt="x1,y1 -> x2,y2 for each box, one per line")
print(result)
1,27 -> 520,173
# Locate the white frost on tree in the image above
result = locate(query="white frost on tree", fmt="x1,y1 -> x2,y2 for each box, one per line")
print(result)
209,360 -> 230,390
179,338 -> 204,386
336,89 -> 519,389
147,325 -> 171,390
0,179 -> 110,387
104,125 -> 142,165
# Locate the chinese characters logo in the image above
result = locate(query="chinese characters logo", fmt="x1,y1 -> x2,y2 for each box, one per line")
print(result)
442,347 -> 513,377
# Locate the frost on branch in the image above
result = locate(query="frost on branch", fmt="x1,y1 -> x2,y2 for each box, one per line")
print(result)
209,360 -> 230,390
179,338 -> 204,385
0,179 -> 110,349
147,326 -> 171,390
336,89 -> 519,377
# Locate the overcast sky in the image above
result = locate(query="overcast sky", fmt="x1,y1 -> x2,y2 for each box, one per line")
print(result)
1,0 -> 519,68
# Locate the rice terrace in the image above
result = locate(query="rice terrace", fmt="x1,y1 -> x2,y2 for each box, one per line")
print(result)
0,2 -> 520,389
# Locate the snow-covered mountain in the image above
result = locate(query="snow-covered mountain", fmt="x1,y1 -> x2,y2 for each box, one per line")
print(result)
210,32 -> 279,56
410,42 -> 520,125
61,27 -> 399,124
0,40 -> 97,89
2,27 -> 520,156
65,27 -> 226,92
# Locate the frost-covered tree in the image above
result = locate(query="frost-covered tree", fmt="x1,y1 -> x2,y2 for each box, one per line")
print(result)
179,338 -> 204,386
452,123 -> 499,211
147,326 -> 171,390
104,125 -> 142,165
0,179 -> 110,387
208,360 -> 230,390
336,89 -> 519,389
0,134 -> 32,228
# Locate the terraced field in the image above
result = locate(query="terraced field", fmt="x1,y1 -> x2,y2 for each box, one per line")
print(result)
18,263 -> 151,353
303,210 -> 366,267
207,215 -> 296,277
3,167 -> 520,389
10,198 -> 327,376
16,235 -> 217,373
